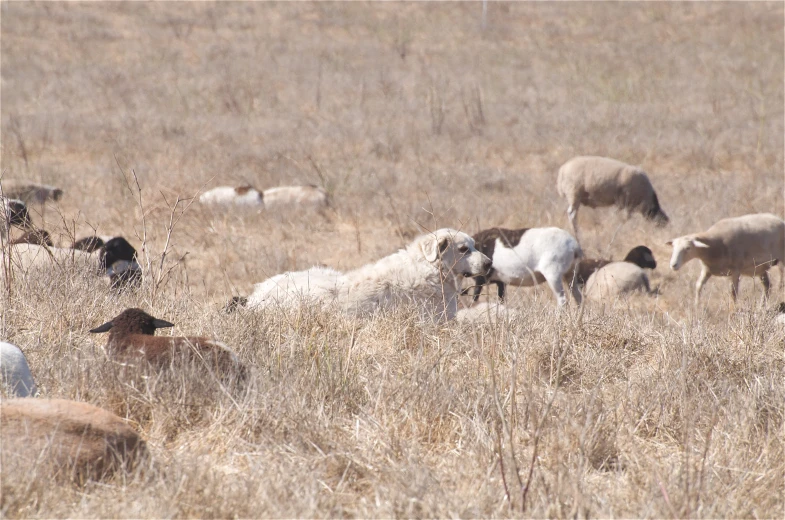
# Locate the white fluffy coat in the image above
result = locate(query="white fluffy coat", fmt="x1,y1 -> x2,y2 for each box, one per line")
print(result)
248,229 -> 491,320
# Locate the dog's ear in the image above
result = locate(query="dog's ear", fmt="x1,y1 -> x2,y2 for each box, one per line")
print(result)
420,234 -> 450,262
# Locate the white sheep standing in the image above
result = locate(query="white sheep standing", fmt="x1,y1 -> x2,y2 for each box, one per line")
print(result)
247,228 -> 491,320
466,227 -> 584,306
667,213 -> 785,303
557,156 -> 669,235
0,342 -> 38,397
199,185 -> 264,207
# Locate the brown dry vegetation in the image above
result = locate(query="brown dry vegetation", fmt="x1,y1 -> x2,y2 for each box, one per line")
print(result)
1,2 -> 783,518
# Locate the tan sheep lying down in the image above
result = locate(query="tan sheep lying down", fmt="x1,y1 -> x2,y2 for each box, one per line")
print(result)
1,398 -> 146,483
667,213 -> 785,303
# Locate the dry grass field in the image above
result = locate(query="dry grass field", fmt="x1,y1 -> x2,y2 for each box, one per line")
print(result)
1,2 -> 783,518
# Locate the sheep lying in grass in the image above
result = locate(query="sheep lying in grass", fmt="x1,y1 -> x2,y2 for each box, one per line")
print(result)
584,262 -> 655,301
0,342 -> 38,397
1,196 -> 32,239
1,398 -> 146,483
667,213 -> 785,303
247,229 -> 491,320
0,181 -> 63,205
90,308 -> 246,378
200,184 -> 328,211
0,243 -> 96,273
573,245 -> 657,290
199,185 -> 264,207
557,156 -> 669,235
262,185 -> 328,211
465,227 -> 583,306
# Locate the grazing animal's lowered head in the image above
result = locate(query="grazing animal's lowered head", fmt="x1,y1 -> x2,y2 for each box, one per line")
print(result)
73,236 -> 105,252
410,228 -> 492,279
99,237 -> 141,289
90,308 -> 246,378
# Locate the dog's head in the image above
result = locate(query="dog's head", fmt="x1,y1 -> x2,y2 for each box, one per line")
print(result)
417,228 -> 492,278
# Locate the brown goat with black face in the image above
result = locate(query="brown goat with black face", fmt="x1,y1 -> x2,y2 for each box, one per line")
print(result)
90,308 -> 245,378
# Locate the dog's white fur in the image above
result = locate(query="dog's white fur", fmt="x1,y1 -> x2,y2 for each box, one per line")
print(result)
247,229 -> 491,320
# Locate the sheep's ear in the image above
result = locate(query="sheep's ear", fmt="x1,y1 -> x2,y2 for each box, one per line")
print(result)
693,240 -> 710,249
89,321 -> 114,333
152,319 -> 175,329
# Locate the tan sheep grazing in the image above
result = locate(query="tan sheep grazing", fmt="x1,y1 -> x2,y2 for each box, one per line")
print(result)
1,398 -> 146,483
667,213 -> 785,303
557,156 -> 669,234
584,261 -> 653,301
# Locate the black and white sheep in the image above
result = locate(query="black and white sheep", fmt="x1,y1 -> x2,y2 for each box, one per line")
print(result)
666,213 -> 785,303
199,185 -> 264,207
557,156 -> 669,234
466,227 -> 583,306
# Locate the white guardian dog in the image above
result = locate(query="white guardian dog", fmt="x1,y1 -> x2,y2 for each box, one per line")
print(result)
247,228 -> 492,320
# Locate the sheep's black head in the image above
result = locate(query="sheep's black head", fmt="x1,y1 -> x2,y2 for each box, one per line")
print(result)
3,199 -> 32,229
100,237 -> 138,271
51,188 -> 64,201
624,246 -> 657,270
645,192 -> 669,226
73,236 -> 105,252
89,308 -> 174,336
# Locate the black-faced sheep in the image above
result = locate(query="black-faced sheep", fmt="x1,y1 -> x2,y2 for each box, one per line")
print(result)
666,213 -> 785,303
557,156 -> 669,234
99,237 -> 141,289
89,308 -> 245,378
572,245 -> 657,289
466,227 -> 583,306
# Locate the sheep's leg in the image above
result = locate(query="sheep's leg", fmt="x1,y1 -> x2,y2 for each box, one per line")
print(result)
695,266 -> 711,304
542,272 -> 568,306
496,282 -> 506,302
569,278 -> 583,304
567,204 -> 579,235
759,271 -> 770,299
729,272 -> 740,302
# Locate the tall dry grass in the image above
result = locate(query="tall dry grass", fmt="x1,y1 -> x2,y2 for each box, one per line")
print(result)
1,2 -> 783,518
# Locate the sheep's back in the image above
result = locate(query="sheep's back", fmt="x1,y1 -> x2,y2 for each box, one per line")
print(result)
1,244 -> 98,274
584,262 -> 650,300
702,214 -> 785,272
